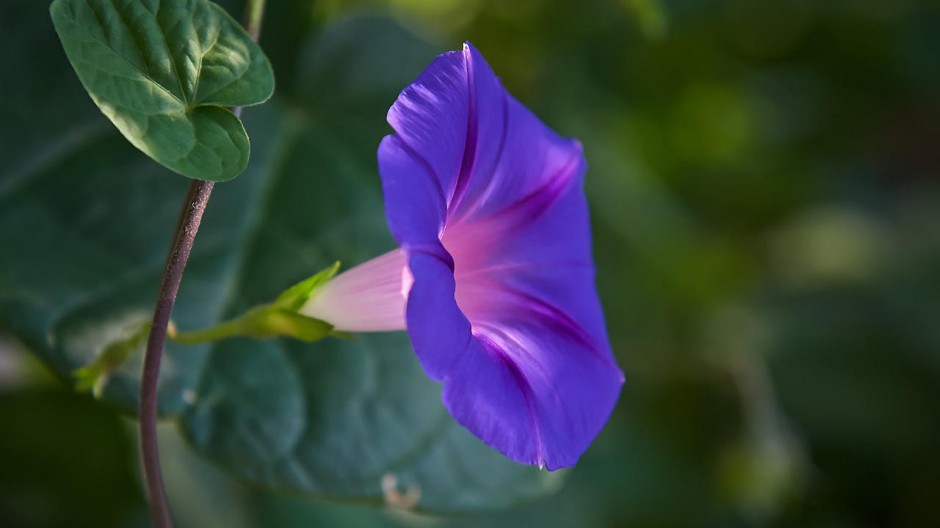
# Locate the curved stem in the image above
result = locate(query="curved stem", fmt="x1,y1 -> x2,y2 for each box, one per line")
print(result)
169,311 -> 258,344
138,2 -> 268,527
245,0 -> 267,42
169,305 -> 278,345
140,180 -> 214,528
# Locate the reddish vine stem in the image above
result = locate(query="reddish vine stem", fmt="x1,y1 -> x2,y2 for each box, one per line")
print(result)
138,3 -> 267,527
139,179 -> 214,528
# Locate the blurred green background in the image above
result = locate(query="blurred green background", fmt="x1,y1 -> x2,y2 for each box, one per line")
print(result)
3,0 -> 940,526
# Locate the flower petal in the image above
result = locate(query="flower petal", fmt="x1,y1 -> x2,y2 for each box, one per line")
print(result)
444,184 -> 622,469
380,42 -> 623,470
450,167 -> 611,350
446,43 -> 508,217
403,249 -> 471,379
442,314 -> 623,469
378,135 -> 447,245
449,45 -> 585,224
386,48 -> 469,204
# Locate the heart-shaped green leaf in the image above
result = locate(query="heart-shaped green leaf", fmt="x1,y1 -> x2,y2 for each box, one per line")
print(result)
49,0 -> 275,181
1,5 -> 559,513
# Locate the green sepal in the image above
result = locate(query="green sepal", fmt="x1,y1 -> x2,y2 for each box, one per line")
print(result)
263,310 -> 334,342
273,261 -> 340,310
328,330 -> 355,340
170,263 -> 341,345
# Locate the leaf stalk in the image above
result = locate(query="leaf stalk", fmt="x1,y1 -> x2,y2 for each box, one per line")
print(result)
138,2 -> 268,527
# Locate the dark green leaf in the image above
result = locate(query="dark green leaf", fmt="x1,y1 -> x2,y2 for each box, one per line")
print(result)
173,108 -> 556,512
1,8 -> 558,513
49,0 -> 274,181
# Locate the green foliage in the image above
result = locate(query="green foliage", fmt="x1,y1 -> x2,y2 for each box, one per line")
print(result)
49,0 -> 274,181
173,98 -> 558,513
4,0 -> 940,526
1,4 -> 556,514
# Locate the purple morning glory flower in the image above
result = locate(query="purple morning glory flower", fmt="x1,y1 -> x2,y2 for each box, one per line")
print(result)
302,43 -> 624,469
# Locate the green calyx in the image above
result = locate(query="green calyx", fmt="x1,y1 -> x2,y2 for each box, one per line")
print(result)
169,262 -> 341,344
